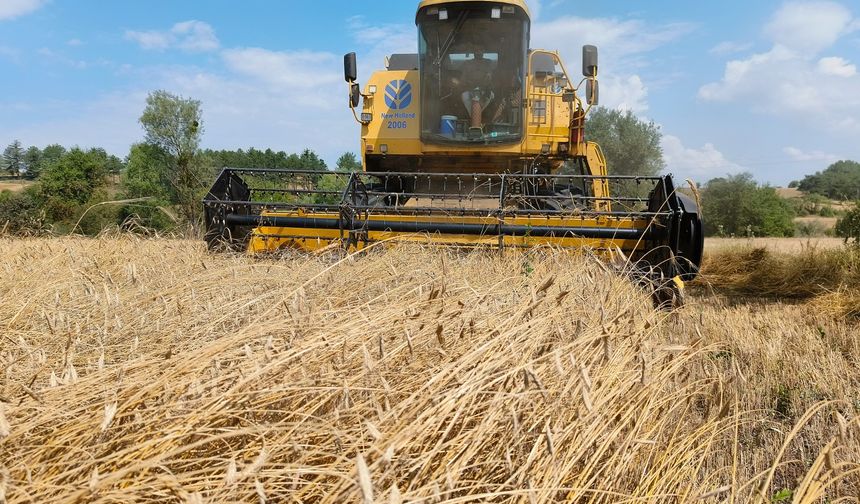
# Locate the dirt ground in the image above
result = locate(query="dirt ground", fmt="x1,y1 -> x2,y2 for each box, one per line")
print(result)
0,180 -> 32,193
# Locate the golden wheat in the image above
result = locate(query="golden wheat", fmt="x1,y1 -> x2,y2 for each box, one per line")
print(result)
0,236 -> 858,502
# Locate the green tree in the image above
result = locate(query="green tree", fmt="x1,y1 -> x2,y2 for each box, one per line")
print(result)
87,148 -> 125,177
41,144 -> 67,168
138,90 -> 207,225
38,148 -> 108,223
314,173 -> 349,204
336,152 -> 362,172
3,140 -> 25,177
119,143 -> 178,230
140,90 -> 203,165
701,173 -> 796,237
835,205 -> 860,245
797,160 -> 860,200
585,108 -> 664,176
23,146 -> 43,179
299,149 -> 328,183
123,144 -> 173,200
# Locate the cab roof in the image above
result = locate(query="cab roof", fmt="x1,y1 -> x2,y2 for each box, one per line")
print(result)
416,0 -> 531,19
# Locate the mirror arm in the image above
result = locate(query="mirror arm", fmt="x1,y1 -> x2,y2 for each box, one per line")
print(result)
583,102 -> 595,117
350,106 -> 369,126
347,82 -> 369,125
582,77 -> 598,116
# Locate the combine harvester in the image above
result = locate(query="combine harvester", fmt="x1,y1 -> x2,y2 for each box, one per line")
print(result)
203,0 -> 704,305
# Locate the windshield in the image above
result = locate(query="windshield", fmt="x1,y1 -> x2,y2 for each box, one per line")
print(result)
418,4 -> 529,145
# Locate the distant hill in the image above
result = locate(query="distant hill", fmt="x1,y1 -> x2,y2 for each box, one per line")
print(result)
775,187 -> 803,199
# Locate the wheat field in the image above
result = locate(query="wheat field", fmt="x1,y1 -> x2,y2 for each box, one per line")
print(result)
1,236 -> 859,503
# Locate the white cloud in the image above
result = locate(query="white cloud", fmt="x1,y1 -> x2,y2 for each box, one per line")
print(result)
783,146 -> 840,163
662,135 -> 744,180
533,17 -> 693,60
698,45 -> 796,102
347,16 -> 415,76
709,41 -> 753,56
699,2 -> 860,132
532,16 -> 693,112
124,30 -> 172,51
171,21 -> 219,52
222,48 -> 340,91
764,1 -> 854,54
66,38 -> 84,47
0,0 -> 46,21
599,75 -> 648,113
125,20 -> 220,52
817,56 -> 856,77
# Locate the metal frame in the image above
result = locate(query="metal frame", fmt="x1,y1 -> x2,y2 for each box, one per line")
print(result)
203,168 -> 703,280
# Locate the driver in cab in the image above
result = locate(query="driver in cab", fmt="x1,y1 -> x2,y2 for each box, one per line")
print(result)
454,52 -> 495,127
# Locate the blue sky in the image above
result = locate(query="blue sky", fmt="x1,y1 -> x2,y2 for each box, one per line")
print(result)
1,0 -> 859,185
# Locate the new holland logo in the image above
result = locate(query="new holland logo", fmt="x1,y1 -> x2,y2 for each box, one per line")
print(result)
384,80 -> 413,110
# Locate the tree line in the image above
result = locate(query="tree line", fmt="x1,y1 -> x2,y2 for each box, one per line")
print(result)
700,162 -> 860,240
1,91 -> 362,235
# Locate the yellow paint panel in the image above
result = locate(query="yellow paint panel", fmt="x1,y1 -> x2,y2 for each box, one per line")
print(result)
362,71 -> 421,157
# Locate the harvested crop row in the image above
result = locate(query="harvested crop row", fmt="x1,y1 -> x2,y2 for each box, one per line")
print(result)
698,243 -> 860,318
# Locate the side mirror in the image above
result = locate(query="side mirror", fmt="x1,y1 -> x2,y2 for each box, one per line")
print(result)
350,83 -> 361,108
586,79 -> 599,106
344,52 -> 357,83
582,45 -> 598,78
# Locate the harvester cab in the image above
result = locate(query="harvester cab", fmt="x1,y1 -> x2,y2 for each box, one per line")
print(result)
203,0 -> 705,304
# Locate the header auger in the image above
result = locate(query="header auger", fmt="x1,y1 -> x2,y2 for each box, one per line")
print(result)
203,0 -> 704,306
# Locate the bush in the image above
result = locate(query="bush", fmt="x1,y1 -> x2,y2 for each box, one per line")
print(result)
836,205 -> 860,245
790,194 -> 828,217
796,221 -> 827,237
73,189 -> 123,236
38,148 -> 108,224
701,173 -> 796,237
0,189 -> 46,234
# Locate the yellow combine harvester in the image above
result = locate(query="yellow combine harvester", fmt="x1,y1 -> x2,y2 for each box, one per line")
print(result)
203,0 -> 704,302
